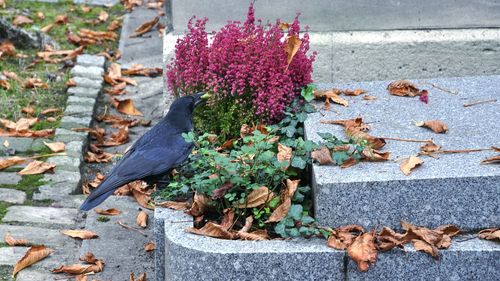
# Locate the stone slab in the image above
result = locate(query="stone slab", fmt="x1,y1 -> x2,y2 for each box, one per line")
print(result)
33,182 -> 80,201
2,206 -> 77,227
73,0 -> 119,6
60,116 -> 92,130
63,104 -> 95,118
0,247 -> 28,266
170,0 -> 500,33
0,137 -> 33,155
66,96 -> 96,106
155,207 -> 345,281
347,235 -> 500,280
0,224 -> 77,248
76,54 -> 105,68
67,87 -> 100,99
47,156 -> 81,172
0,173 -> 22,185
73,77 -> 103,89
305,75 -> 500,231
0,188 -> 26,204
70,65 -> 104,80
80,196 -> 154,281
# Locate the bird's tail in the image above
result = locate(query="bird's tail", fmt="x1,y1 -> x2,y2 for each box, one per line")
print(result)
80,174 -> 124,211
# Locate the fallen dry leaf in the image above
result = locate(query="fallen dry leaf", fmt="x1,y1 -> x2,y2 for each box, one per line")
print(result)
415,120 -> 448,134
363,95 -> 377,100
12,246 -> 54,277
0,156 -> 26,170
79,252 -> 98,264
130,272 -> 147,281
13,15 -> 33,26
276,143 -> 292,170
84,150 -> 114,163
61,229 -> 99,240
155,201 -> 190,210
284,35 -> 301,70
4,232 -> 29,246
79,28 -> 117,42
186,222 -> 235,240
265,179 -> 299,223
130,181 -> 154,209
52,260 -> 105,275
387,80 -> 420,97
136,210 -> 148,228
98,11 -> 109,22
0,0 -> 5,9
0,79 -> 10,90
347,232 -> 377,272
420,141 -> 441,154
314,89 -> 348,108
43,141 -> 65,153
311,146 -> 334,165
362,148 -> 390,162
144,241 -> 155,252
0,41 -> 16,58
108,19 -> 122,31
0,128 -> 54,138
110,97 -> 143,116
122,65 -> 163,77
37,46 -> 84,63
343,89 -> 366,96
130,16 -> 159,37
94,208 -> 121,216
237,186 -> 273,208
481,155 -> 500,164
36,11 -> 45,20
400,156 -> 423,176
41,108 -> 60,115
237,229 -> 269,241
412,239 -> 438,258
17,160 -> 55,175
54,15 -> 68,25
478,228 -> 500,241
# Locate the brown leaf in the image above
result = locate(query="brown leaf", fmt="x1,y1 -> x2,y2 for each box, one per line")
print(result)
237,229 -> 269,241
43,141 -> 65,153
130,272 -> 147,281
110,97 -> 143,116
220,208 -> 235,231
144,241 -> 155,252
13,15 -> 33,26
347,232 -> 378,272
122,65 -> 163,77
84,150 -> 114,163
13,246 -> 53,277
52,259 -> 104,275
0,128 -> 54,138
400,156 -> 423,176
187,193 -> 210,216
482,155 -> 500,164
311,146 -> 334,165
130,16 -> 159,37
186,222 -> 235,240
17,160 -> 55,175
420,141 -> 441,154
284,35 -> 301,70
415,120 -> 448,134
94,208 -> 121,216
0,41 -> 16,58
22,107 -> 35,116
362,148 -> 390,162
387,80 -> 420,97
212,181 -> 233,200
0,156 -> 26,170
155,201 -> 190,210
346,126 -> 386,150
108,19 -> 122,31
79,252 -> 98,264
343,89 -> 366,96
130,181 -> 154,209
412,239 -> 439,258
265,179 -> 299,223
61,229 -> 99,240
36,11 -> 45,20
41,108 -> 60,115
24,78 -> 49,89
54,15 -> 69,25
136,210 -> 148,228
79,28 -> 117,42
237,186 -> 273,208
0,79 -> 10,90
37,46 -> 84,63
98,11 -> 109,22
40,23 -> 55,33
4,232 -> 29,246
314,89 -> 348,107
478,228 -> 500,241
101,126 -> 129,146
276,143 -> 292,169
363,95 -> 377,100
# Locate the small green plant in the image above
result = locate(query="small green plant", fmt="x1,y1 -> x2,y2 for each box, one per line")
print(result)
97,216 -> 110,222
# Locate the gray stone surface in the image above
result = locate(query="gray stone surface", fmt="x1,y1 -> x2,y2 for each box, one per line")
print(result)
80,196 -> 154,281
47,156 -> 81,172
63,104 -> 95,118
118,7 -> 163,68
0,137 -> 33,154
0,188 -> 26,204
2,206 -> 77,226
33,183 -> 79,201
70,65 -> 104,80
51,194 -> 86,208
157,207 -> 345,281
55,128 -> 88,138
66,95 -> 97,107
44,170 -> 81,185
0,247 -> 27,266
60,115 -> 92,130
0,18 -> 59,50
0,224 -> 78,248
0,173 -> 22,185
54,133 -> 87,143
76,54 -> 105,67
73,0 -> 119,6
347,236 -> 500,280
305,76 -> 500,231
73,77 -> 103,89
171,0 -> 500,33
63,141 -> 84,158
67,86 -> 100,99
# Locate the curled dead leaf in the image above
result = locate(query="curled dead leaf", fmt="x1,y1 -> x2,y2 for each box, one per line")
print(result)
400,156 -> 423,176
110,97 -> 143,116
186,222 -> 235,240
387,80 -> 420,97
478,228 -> 500,241
52,259 -> 105,275
311,146 -> 334,165
237,186 -> 273,208
284,35 -> 301,70
17,160 -> 56,175
13,246 -> 54,277
0,156 -> 26,170
144,241 -> 155,252
13,15 -> 33,26
61,229 -> 98,240
130,16 -> 159,38
94,208 -> 121,216
43,141 -> 65,153
420,141 -> 441,154
277,143 -> 292,170
130,272 -> 147,281
136,210 -> 148,228
481,155 -> 500,164
415,120 -> 448,134
347,232 -> 377,272
155,201 -> 190,210
4,232 -> 29,246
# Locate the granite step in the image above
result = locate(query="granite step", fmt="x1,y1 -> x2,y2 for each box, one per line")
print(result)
2,206 -> 79,228
304,75 -> 500,231
155,207 -> 500,281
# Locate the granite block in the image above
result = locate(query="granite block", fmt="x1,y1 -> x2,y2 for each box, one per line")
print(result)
67,87 -> 100,98
2,206 -> 77,226
0,137 -> 33,154
305,75 -> 500,231
66,95 -> 96,106
76,54 -> 105,67
0,188 -> 26,204
73,77 -> 103,89
60,115 -> 92,130
63,104 -> 95,118
70,65 -> 104,80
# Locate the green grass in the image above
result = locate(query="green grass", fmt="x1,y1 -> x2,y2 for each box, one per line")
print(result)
0,201 -> 9,223
0,0 -> 123,120
0,174 -> 46,199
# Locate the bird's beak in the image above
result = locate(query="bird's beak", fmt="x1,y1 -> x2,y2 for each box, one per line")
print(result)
194,92 -> 211,106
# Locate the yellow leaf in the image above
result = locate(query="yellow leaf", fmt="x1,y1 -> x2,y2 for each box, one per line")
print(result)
12,246 -> 54,277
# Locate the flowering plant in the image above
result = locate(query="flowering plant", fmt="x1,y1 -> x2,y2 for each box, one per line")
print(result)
166,3 -> 315,137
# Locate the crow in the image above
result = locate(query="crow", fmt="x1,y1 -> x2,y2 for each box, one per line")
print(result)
80,92 -> 209,211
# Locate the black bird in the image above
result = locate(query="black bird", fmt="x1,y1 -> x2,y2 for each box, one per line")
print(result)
80,92 -> 209,211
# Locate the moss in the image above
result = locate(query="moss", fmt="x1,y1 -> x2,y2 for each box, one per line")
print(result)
0,174 -> 46,199
0,202 -> 9,223
97,216 -> 110,222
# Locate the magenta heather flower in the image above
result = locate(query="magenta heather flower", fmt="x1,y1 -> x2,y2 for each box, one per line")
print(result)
166,3 -> 315,127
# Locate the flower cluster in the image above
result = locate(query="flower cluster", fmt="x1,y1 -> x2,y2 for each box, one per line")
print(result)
166,4 -> 315,134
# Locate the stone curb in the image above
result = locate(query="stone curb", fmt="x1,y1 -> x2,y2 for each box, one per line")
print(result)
154,207 -> 500,280
33,54 -> 105,202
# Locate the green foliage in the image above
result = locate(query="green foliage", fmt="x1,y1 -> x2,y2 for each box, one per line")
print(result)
0,202 -> 9,223
97,216 -> 110,222
0,174 -> 46,199
317,132 -> 367,165
300,84 -> 316,102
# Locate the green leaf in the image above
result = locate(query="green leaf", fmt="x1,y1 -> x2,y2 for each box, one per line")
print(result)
300,84 -> 316,102
288,228 -> 300,237
291,156 -> 307,169
289,204 -> 303,220
301,215 -> 315,225
275,222 -> 286,237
